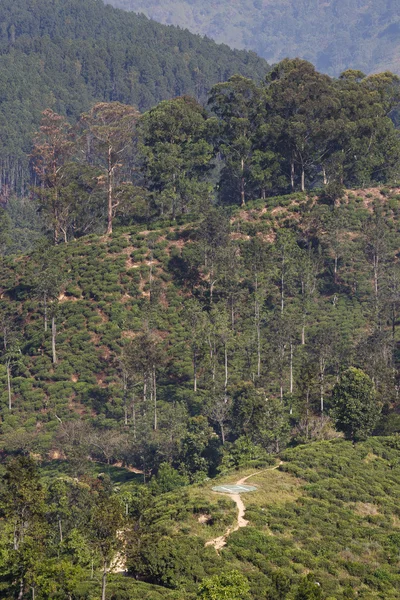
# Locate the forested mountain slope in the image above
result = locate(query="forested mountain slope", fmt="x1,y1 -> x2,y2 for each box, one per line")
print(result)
106,0 -> 400,77
0,0 -> 268,195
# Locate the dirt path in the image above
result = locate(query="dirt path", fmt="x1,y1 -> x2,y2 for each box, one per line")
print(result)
205,462 -> 283,551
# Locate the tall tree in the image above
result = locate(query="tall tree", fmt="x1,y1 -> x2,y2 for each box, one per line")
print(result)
89,487 -> 124,600
1,456 -> 47,600
208,75 -> 263,205
81,102 -> 140,234
31,109 -> 74,244
123,329 -> 164,430
266,59 -> 338,191
139,96 -> 213,218
0,308 -> 21,411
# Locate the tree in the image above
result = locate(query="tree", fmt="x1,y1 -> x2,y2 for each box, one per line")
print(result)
123,328 -> 164,430
198,570 -> 251,600
273,230 -> 300,315
294,574 -> 322,600
208,75 -> 263,205
198,207 -> 231,305
331,367 -> 381,441
89,488 -> 124,600
31,109 -> 74,244
336,71 -> 400,186
139,96 -> 213,218
363,209 -> 391,327
266,59 -> 338,191
0,308 -> 21,411
1,456 -> 47,600
242,237 -> 270,378
80,102 -> 140,234
184,299 -> 207,392
0,207 -> 11,255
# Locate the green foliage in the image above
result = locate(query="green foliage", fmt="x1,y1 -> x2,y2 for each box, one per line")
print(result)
197,570 -> 251,600
0,0 -> 269,195
332,368 -> 381,441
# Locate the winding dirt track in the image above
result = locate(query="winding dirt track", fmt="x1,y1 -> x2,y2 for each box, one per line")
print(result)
205,462 -> 283,551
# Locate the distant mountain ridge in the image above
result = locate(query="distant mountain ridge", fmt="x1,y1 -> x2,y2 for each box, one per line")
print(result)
0,0 -> 268,194
105,0 -> 400,76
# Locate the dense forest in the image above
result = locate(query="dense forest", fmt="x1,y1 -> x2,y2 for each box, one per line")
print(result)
106,0 -> 400,77
1,51 -> 400,597
0,0 -> 268,197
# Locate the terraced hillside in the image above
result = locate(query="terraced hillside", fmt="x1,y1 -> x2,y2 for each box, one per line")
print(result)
2,188 -> 400,598
2,187 -> 400,458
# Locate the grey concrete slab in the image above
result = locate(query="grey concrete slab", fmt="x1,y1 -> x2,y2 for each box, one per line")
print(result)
211,484 -> 257,494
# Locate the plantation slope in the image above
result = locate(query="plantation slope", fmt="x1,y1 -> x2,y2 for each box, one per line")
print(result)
205,462 -> 283,550
205,438 -> 400,599
1,186 -> 400,457
129,437 -> 400,598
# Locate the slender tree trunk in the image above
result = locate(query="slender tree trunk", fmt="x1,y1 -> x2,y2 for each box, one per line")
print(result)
102,561 -> 108,600
224,344 -> 228,392
305,390 -> 310,440
209,338 -> 215,382
6,360 -> 12,411
131,391 -> 136,440
13,524 -> 18,551
291,159 -> 295,191
193,347 -> 197,392
58,516 -> 63,543
107,146 -> 113,235
240,158 -> 245,206
52,315 -> 57,364
301,168 -> 305,193
290,340 -> 293,395
334,254 -> 338,285
18,579 -> 24,600
32,586 -> 35,600
320,359 -> 325,413
255,296 -> 261,378
153,367 -> 157,431
44,293 -> 48,332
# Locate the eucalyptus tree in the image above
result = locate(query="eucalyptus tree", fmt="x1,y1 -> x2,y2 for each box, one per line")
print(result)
266,59 -> 338,191
123,328 -> 164,430
80,102 -> 140,234
332,367 -> 381,441
208,75 -> 264,205
31,109 -> 74,244
0,306 -> 21,411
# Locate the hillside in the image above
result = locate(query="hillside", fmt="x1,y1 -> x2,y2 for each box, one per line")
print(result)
0,0 -> 268,195
2,186 -> 400,597
1,50 -> 400,597
2,434 -> 400,598
105,0 -> 400,76
2,187 -> 400,457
